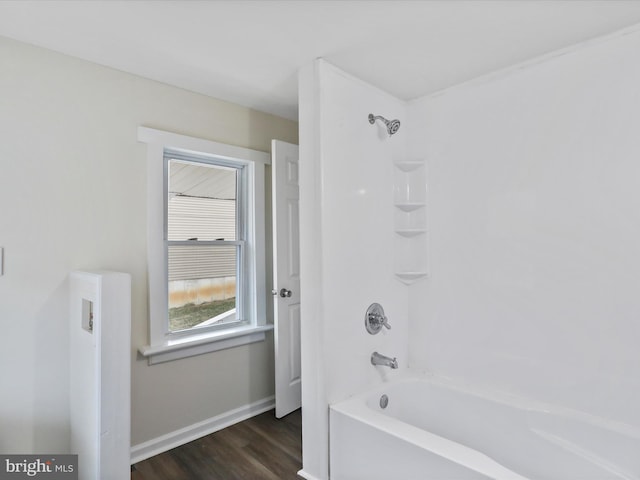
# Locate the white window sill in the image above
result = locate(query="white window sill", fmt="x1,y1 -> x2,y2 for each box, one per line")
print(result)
139,324 -> 273,365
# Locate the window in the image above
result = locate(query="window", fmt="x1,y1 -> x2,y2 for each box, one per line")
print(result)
166,155 -> 244,334
138,127 -> 271,364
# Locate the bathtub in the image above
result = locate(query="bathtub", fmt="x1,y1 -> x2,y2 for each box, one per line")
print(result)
329,376 -> 640,480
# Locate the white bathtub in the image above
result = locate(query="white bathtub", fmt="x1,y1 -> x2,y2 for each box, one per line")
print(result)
329,377 -> 640,480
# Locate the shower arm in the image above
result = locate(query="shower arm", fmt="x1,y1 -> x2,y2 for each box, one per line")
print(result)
368,113 -> 401,136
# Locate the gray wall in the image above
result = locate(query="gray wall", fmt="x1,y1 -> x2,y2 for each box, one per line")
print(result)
0,35 -> 297,452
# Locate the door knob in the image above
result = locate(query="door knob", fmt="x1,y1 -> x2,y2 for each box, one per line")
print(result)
279,288 -> 292,298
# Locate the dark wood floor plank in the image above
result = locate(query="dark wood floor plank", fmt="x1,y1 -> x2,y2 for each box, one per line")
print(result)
243,439 -> 302,480
132,408 -> 302,480
201,434 -> 281,480
244,412 -> 303,462
134,447 -> 192,479
130,467 -> 145,480
209,421 -> 252,450
283,409 -> 302,429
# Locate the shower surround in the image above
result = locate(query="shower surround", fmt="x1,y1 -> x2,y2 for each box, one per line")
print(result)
299,24 -> 640,480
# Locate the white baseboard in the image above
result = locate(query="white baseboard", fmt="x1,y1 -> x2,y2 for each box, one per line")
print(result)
130,395 -> 275,464
297,470 -> 324,480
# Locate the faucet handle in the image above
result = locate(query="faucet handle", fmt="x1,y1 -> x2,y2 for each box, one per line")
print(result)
365,303 -> 391,334
372,312 -> 391,330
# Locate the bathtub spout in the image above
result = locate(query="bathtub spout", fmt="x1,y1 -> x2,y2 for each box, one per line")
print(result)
371,351 -> 398,369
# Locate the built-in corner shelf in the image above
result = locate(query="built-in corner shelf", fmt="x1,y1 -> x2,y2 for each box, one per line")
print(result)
394,202 -> 425,213
395,272 -> 429,285
395,229 -> 427,238
394,161 -> 425,172
394,159 -> 427,285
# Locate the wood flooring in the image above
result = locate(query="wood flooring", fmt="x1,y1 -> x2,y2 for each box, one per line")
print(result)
131,408 -> 302,480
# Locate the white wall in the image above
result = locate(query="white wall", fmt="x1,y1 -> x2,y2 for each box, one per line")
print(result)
407,28 -> 640,426
0,36 -> 297,453
299,60 -> 409,479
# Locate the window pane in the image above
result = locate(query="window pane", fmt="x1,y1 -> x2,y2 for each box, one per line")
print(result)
168,159 -> 237,241
168,245 -> 237,332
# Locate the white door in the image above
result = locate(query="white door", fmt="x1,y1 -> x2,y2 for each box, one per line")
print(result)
272,140 -> 302,418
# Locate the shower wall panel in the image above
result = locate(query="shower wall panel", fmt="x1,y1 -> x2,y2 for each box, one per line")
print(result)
407,28 -> 640,427
298,59 -> 409,480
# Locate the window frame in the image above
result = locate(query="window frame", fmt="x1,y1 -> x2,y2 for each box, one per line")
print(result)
138,127 -> 272,364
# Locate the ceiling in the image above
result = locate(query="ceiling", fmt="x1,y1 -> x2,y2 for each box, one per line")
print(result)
2,1 -> 640,121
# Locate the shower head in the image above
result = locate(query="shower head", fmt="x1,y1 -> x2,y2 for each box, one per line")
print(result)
369,113 -> 401,136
